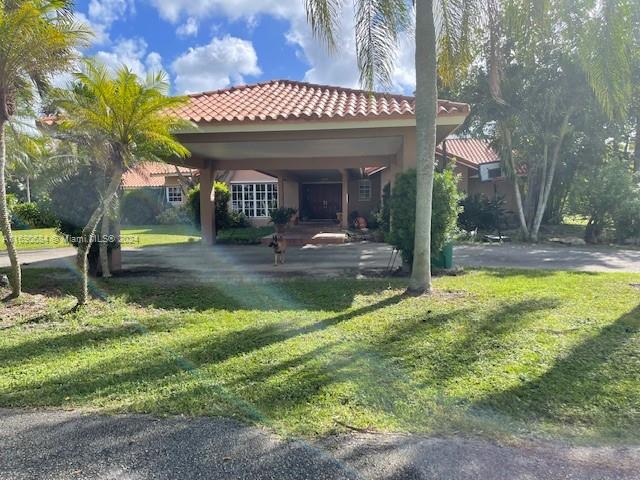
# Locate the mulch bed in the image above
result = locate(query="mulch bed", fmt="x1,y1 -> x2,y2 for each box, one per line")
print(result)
0,287 -> 77,329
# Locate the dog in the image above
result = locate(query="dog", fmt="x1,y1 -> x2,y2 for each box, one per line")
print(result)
268,234 -> 287,266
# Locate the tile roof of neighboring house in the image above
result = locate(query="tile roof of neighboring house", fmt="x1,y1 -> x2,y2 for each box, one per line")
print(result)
171,80 -> 470,124
439,138 -> 500,167
438,138 -> 527,175
122,162 -> 197,189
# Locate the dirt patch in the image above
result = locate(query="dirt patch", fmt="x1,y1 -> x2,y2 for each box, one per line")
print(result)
0,287 -> 77,328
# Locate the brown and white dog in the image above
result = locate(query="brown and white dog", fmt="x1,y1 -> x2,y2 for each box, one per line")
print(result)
268,234 -> 287,266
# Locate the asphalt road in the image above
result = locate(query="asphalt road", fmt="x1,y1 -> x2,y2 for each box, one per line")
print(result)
1,409 -> 638,480
3,242 -> 640,274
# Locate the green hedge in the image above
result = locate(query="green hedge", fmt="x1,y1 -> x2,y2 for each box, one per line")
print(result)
388,168 -> 461,265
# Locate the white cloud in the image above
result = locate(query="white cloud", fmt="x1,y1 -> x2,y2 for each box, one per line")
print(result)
176,17 -> 199,37
88,0 -> 135,26
148,0 -> 416,93
75,12 -> 110,46
172,35 -> 261,94
95,38 -> 166,79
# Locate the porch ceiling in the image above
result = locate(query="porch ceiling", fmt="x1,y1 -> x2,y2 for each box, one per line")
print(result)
184,136 -> 403,161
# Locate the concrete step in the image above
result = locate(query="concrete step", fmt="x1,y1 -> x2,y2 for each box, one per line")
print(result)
261,231 -> 348,246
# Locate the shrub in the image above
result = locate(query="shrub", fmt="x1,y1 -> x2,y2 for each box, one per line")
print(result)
48,164 -> 117,275
269,207 -> 296,226
155,205 -> 192,225
188,181 -> 233,230
458,194 -> 508,232
120,188 -> 166,225
569,152 -> 639,244
388,168 -> 461,265
11,202 -> 58,229
228,210 -> 251,228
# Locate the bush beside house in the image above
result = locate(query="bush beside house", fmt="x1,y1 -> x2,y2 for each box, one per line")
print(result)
188,181 -> 249,231
388,168 -> 461,266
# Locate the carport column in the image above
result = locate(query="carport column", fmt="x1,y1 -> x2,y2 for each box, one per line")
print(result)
341,169 -> 349,228
277,175 -> 285,208
199,166 -> 215,245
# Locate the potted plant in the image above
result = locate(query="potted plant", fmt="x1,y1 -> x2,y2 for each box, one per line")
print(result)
270,207 -> 297,233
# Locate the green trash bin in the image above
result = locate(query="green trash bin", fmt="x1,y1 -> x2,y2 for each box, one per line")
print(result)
431,242 -> 453,269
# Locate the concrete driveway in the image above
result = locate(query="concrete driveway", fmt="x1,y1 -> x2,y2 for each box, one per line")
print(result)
2,409 -> 638,480
2,242 -> 640,275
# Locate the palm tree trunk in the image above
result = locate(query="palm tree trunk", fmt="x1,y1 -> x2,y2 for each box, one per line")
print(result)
531,111 -> 572,240
99,209 -> 111,278
409,0 -> 437,295
634,110 -> 640,172
26,176 -> 31,203
77,166 -> 122,305
0,119 -> 21,297
502,124 -> 529,238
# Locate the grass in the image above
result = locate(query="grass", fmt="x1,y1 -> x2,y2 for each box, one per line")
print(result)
0,225 -> 202,251
1,225 -> 273,250
1,268 -> 638,444
217,226 -> 274,244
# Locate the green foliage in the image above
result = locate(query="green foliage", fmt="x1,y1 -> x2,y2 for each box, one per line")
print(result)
120,189 -> 166,225
56,62 -> 191,170
217,226 -> 274,245
569,151 -> 640,243
48,164 -> 117,271
155,205 -> 192,225
458,194 -> 508,232
388,168 -> 461,264
4,268 -> 640,442
269,207 -> 297,226
188,181 -> 241,231
10,202 -> 57,230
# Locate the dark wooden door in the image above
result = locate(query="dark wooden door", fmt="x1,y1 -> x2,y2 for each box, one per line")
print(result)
302,184 -> 342,220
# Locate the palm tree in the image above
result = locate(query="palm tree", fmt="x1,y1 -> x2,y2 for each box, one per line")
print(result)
56,62 -> 190,305
490,0 -> 635,241
305,0 -> 477,294
0,0 -> 85,297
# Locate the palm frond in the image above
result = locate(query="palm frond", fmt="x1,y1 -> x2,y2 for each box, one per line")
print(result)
355,0 -> 412,90
304,0 -> 343,51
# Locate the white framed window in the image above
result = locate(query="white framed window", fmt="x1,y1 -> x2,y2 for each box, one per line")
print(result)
231,183 -> 278,217
166,186 -> 183,204
358,179 -> 372,201
479,163 -> 503,181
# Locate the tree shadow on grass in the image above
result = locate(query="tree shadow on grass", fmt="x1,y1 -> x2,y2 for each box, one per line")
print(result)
100,277 -> 404,313
473,304 -> 640,440
2,293 -> 405,414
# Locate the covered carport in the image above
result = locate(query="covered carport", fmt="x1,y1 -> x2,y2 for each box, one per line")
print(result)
167,80 -> 469,244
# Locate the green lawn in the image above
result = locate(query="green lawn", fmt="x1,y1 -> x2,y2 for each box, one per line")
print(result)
0,225 -> 202,251
1,225 -> 274,250
1,268 -> 638,443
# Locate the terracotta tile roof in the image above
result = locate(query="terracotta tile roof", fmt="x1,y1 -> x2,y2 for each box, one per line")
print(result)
122,161 -> 197,189
439,138 -> 500,166
171,80 -> 469,124
438,138 -> 527,176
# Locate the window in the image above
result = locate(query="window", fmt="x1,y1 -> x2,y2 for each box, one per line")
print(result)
166,186 -> 183,204
358,179 -> 372,201
231,183 -> 278,217
487,166 -> 502,179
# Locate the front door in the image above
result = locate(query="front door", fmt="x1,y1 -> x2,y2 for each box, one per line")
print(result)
301,183 -> 342,220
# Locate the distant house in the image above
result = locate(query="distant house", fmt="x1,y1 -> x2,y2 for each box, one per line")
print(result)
439,138 -> 522,213
121,162 -> 198,206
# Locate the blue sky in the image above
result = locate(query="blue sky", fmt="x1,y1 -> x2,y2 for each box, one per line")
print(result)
72,0 -> 416,95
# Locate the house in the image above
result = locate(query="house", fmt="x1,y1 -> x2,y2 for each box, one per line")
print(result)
439,138 -> 521,213
166,79 -> 470,243
121,161 -> 197,206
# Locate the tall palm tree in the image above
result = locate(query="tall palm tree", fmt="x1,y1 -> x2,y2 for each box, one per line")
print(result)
305,0 -> 477,294
0,0 -> 85,297
56,62 -> 190,305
